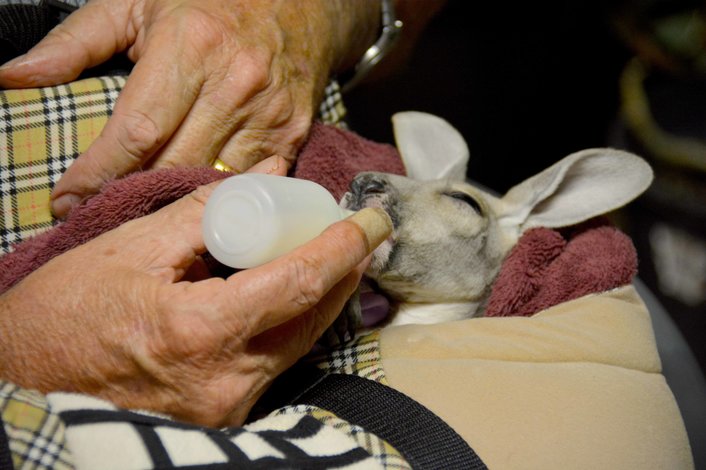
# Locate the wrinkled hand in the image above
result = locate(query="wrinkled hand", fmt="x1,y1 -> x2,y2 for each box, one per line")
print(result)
0,157 -> 392,427
0,0 -> 377,217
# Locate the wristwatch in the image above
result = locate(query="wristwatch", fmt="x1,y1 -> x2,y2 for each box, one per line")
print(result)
340,0 -> 403,93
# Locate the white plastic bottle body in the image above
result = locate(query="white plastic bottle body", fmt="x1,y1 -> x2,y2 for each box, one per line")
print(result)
202,174 -> 352,269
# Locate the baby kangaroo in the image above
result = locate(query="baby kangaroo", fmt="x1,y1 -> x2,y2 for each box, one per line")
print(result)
338,112 -> 654,328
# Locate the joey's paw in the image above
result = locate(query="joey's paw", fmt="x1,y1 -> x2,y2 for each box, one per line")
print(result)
320,289 -> 362,348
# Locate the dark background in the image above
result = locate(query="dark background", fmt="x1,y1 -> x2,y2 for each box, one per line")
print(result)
346,0 -> 627,191
345,0 -> 706,375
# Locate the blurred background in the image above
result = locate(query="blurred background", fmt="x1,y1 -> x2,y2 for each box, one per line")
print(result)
345,1 -> 705,464
347,0 -> 706,375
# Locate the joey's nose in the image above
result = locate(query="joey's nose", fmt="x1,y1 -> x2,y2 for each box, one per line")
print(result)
350,174 -> 387,197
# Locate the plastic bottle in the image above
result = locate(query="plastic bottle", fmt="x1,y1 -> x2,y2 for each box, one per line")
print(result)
202,173 -> 354,269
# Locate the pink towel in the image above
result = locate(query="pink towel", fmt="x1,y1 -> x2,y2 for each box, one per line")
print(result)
485,220 -> 637,317
0,121 -> 637,318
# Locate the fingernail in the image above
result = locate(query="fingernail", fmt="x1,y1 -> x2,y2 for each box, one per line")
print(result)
255,155 -> 282,174
346,207 -> 392,251
265,155 -> 283,174
245,155 -> 287,175
51,193 -> 82,218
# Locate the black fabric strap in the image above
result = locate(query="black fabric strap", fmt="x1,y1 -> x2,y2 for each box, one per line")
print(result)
293,371 -> 487,470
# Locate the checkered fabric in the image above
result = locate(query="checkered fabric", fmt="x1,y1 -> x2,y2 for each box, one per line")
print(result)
42,390 -> 403,470
310,331 -> 388,384
1,380 -> 74,469
318,79 -> 348,128
0,335 -> 399,469
274,405 -> 410,470
3,0 -> 84,8
1,340 -> 404,470
0,75 -> 347,253
0,75 -> 125,252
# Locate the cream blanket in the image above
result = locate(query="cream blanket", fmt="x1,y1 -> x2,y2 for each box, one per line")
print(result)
380,286 -> 693,469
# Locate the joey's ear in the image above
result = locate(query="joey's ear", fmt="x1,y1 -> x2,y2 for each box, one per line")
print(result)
496,148 -> 653,234
392,111 -> 469,181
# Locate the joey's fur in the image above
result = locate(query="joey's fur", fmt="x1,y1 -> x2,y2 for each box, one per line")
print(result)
341,173 -> 508,325
337,112 -> 654,329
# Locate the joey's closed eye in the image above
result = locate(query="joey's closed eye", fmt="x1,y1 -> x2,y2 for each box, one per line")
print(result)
445,191 -> 483,215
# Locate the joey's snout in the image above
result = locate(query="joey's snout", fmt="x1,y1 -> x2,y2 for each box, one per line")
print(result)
343,173 -> 395,213
341,173 -> 398,275
350,173 -> 388,198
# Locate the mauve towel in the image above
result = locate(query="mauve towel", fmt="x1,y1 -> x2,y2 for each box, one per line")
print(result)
0,121 -> 637,318
484,220 -> 637,317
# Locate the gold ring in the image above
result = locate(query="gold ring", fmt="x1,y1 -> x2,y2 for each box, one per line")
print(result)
211,158 -> 235,173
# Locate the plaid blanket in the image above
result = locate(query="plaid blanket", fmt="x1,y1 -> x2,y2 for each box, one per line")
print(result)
0,76 -> 124,251
0,382 -> 73,469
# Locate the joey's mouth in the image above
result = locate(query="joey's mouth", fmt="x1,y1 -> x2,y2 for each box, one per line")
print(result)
341,190 -> 382,211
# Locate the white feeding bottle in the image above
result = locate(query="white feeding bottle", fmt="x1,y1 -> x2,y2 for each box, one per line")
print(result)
202,173 -> 354,269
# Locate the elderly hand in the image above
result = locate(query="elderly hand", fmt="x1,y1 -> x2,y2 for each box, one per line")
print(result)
0,0 -> 379,218
0,157 -> 392,427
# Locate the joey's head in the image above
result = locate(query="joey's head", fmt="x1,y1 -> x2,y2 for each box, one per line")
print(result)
340,172 -> 510,304
340,150 -> 653,312
342,112 -> 654,321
